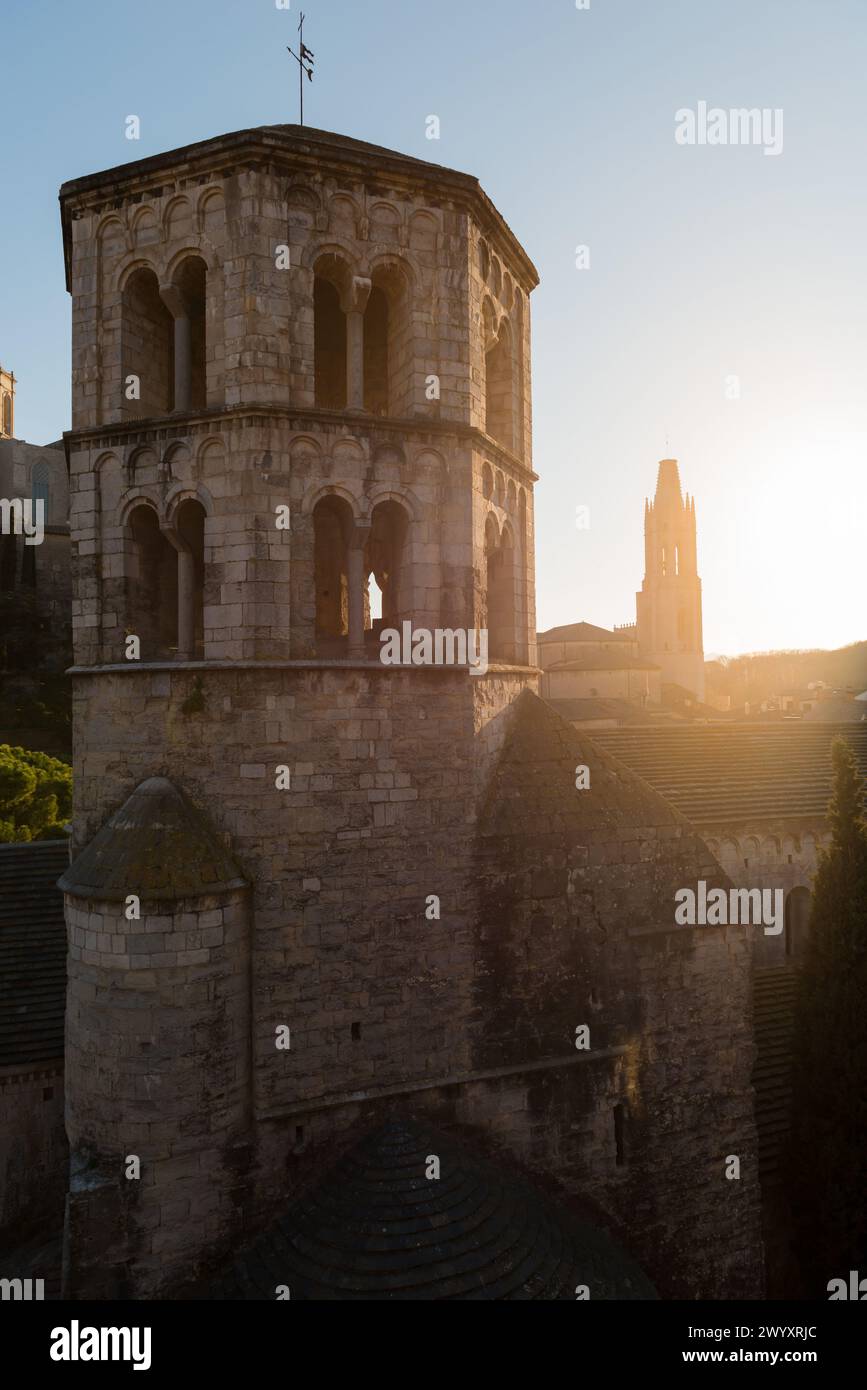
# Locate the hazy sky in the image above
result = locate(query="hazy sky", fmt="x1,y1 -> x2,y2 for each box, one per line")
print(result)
2,0 -> 865,656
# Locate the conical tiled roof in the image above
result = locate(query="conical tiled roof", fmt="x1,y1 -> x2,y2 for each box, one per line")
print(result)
480,689 -> 692,837
58,777 -> 246,902
209,1118 -> 655,1300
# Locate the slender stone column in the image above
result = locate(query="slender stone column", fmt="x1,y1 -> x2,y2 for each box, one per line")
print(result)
176,546 -> 195,658
163,525 -> 195,660
159,285 -> 191,412
348,526 -> 370,658
341,276 -> 372,413
346,310 -> 364,410
173,314 -> 192,413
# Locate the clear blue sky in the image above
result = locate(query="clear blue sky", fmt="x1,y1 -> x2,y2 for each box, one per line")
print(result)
2,0 -> 865,655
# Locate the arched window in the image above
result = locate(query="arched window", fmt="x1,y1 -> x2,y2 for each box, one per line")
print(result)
126,505 -> 178,658
1,393 -> 11,436
485,516 -> 517,662
485,320 -> 514,450
123,268 -> 174,416
365,262 -> 412,416
365,499 -> 409,633
313,257 -> 350,410
313,495 -> 353,648
172,256 -> 208,412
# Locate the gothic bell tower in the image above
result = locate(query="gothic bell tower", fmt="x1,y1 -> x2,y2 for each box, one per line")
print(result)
635,458 -> 705,702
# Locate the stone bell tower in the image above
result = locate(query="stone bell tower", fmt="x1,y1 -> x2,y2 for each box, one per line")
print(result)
636,458 -> 705,702
58,124 -> 540,1296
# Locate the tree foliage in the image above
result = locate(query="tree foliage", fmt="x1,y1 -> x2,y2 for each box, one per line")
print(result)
0,744 -> 72,842
788,738 -> 867,1293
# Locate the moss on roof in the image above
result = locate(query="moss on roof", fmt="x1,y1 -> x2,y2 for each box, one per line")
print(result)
58,777 -> 246,902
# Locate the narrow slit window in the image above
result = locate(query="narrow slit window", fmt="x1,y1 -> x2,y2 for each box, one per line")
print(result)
613,1104 -> 625,1167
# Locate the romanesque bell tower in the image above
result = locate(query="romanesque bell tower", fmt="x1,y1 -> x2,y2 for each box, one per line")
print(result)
635,458 -> 705,702
58,124 -> 539,1297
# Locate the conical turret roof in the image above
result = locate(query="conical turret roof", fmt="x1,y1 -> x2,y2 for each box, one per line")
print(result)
58,777 -> 246,902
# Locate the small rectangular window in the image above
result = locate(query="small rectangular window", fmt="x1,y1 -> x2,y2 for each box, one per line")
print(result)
613,1104 -> 625,1167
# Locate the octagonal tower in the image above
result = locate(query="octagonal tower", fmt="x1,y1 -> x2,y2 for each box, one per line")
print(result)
58,125 -> 540,1296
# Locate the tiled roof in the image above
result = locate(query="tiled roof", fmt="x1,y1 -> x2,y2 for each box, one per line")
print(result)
591,723 -> 867,826
209,1118 -> 656,1300
803,698 -> 866,723
546,698 -> 651,725
537,621 -> 633,644
0,840 -> 68,1068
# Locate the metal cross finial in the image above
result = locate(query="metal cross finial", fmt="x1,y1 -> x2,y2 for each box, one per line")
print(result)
287,13 -> 315,126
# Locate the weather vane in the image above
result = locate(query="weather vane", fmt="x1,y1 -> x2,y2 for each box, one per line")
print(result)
288,13 -> 315,126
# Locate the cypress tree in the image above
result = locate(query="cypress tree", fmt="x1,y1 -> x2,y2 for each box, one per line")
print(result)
788,736 -> 867,1295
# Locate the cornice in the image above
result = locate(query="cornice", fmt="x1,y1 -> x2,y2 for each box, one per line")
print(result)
59,125 -> 539,294
63,404 -> 539,482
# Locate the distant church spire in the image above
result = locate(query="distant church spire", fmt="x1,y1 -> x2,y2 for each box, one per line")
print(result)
636,458 -> 705,702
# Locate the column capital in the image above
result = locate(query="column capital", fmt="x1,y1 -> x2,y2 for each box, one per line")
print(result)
159,521 -> 190,555
341,275 -> 372,316
349,521 -> 371,552
158,284 -> 188,319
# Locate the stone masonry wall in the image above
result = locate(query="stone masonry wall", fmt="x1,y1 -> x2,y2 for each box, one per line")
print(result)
0,1064 -> 67,1238
63,888 -> 250,1297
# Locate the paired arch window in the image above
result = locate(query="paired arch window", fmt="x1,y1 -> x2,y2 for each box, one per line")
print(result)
125,499 -> 206,660
312,495 -> 409,655
313,255 -> 411,415
122,256 -> 207,417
